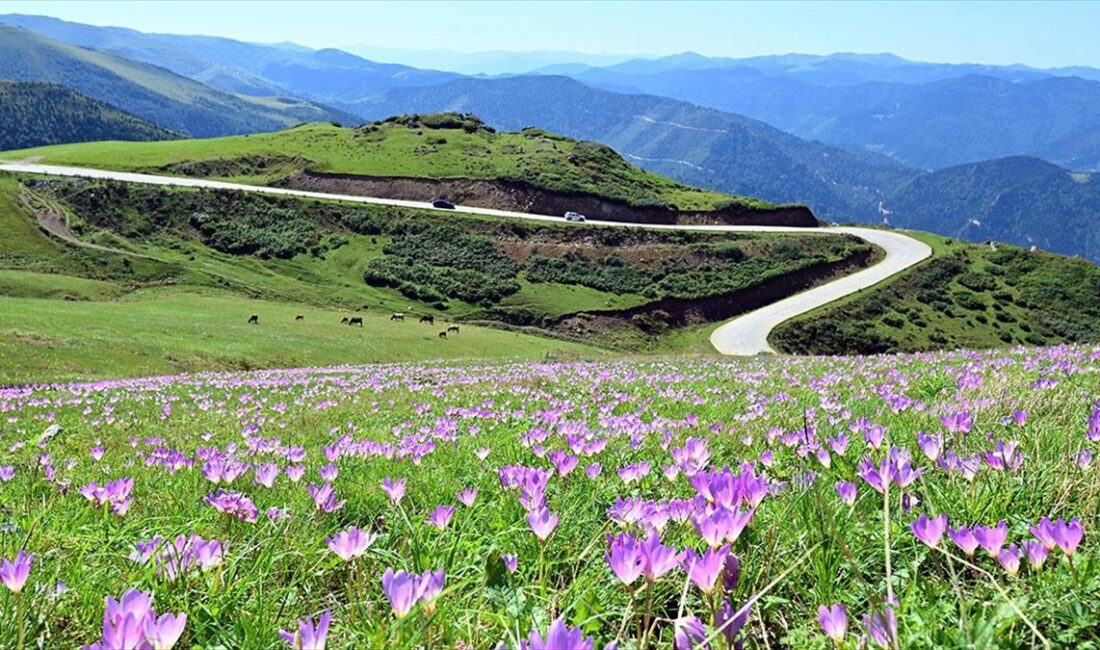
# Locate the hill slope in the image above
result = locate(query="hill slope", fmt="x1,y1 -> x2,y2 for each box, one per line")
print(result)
1,115 -> 818,224
0,81 -> 180,150
883,157 -> 1100,263
0,24 -> 357,137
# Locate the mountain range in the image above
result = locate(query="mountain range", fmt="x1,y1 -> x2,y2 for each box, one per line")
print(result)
0,13 -> 1097,261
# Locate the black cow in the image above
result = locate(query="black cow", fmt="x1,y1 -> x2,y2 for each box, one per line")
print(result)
248,314 -> 259,325
420,315 -> 435,324
438,331 -> 448,339
348,317 -> 363,327
447,325 -> 460,334
295,314 -> 304,321
390,313 -> 405,321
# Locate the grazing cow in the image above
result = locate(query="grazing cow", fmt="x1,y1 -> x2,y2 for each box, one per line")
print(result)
419,315 -> 435,324
349,316 -> 363,327
248,314 -> 259,325
438,331 -> 448,339
447,325 -> 460,334
341,317 -> 349,325
390,313 -> 405,321
295,314 -> 304,321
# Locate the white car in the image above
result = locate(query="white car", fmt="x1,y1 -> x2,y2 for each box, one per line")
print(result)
564,211 -> 586,223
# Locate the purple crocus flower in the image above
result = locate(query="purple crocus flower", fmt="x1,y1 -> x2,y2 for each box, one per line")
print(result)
502,554 -> 518,574
682,544 -> 730,594
382,477 -> 406,504
522,618 -> 595,650
1023,540 -> 1049,571
325,526 -> 378,561
818,604 -> 848,644
910,513 -> 948,548
940,411 -> 973,435
1030,517 -> 1058,550
973,521 -> 1008,557
863,606 -> 897,649
948,525 -> 980,557
673,615 -> 708,650
605,532 -> 644,586
835,481 -> 857,506
526,506 -> 558,541
716,599 -> 751,643
146,612 -> 188,650
425,505 -> 456,531
585,463 -> 602,479
915,432 -> 943,462
997,543 -> 1021,576
254,462 -> 278,488
639,532 -> 683,581
0,550 -> 33,594
381,568 -> 422,618
307,483 -> 345,514
280,609 -> 331,650
418,568 -> 445,604
1052,518 -> 1084,556
456,487 -> 478,507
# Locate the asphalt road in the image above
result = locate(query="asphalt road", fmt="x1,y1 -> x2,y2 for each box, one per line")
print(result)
0,162 -> 932,355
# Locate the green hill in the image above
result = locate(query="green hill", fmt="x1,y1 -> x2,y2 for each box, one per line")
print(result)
0,24 -> 357,137
772,231 -> 1100,355
0,115 -> 778,213
0,81 -> 181,150
0,169 -> 871,381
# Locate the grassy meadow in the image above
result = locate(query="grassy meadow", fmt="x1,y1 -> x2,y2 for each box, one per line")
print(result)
0,347 -> 1096,648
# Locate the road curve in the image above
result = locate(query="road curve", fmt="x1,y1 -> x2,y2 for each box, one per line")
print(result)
0,162 -> 932,355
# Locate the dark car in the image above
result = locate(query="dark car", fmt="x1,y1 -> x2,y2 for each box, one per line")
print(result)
432,198 -> 456,209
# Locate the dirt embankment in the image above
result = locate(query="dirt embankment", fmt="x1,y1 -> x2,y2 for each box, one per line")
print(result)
548,248 -> 875,337
282,170 -> 819,227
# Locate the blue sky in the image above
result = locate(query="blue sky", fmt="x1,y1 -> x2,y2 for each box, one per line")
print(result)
3,0 -> 1098,68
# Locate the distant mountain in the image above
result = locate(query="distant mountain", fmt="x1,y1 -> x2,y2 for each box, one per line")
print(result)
345,75 -> 920,221
0,81 -> 180,150
0,14 -> 460,100
588,51 -> 1097,86
0,24 -> 357,137
885,157 -> 1100,262
569,57 -> 1100,171
340,45 -> 644,75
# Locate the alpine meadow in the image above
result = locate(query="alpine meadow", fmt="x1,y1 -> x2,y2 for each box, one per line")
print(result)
0,3 -> 1098,649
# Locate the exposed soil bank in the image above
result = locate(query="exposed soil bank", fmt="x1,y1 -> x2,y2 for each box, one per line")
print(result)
283,170 -> 820,227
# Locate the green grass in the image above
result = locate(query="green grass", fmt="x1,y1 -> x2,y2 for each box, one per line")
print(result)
0,288 -> 598,384
1,118 -> 767,211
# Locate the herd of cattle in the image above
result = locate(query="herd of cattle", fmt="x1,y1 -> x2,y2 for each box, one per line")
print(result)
247,312 -> 460,338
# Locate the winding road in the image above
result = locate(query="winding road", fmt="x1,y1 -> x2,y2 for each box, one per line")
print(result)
0,162 -> 932,355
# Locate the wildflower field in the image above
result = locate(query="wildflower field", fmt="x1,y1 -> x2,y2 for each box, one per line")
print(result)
1,346 -> 1098,649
